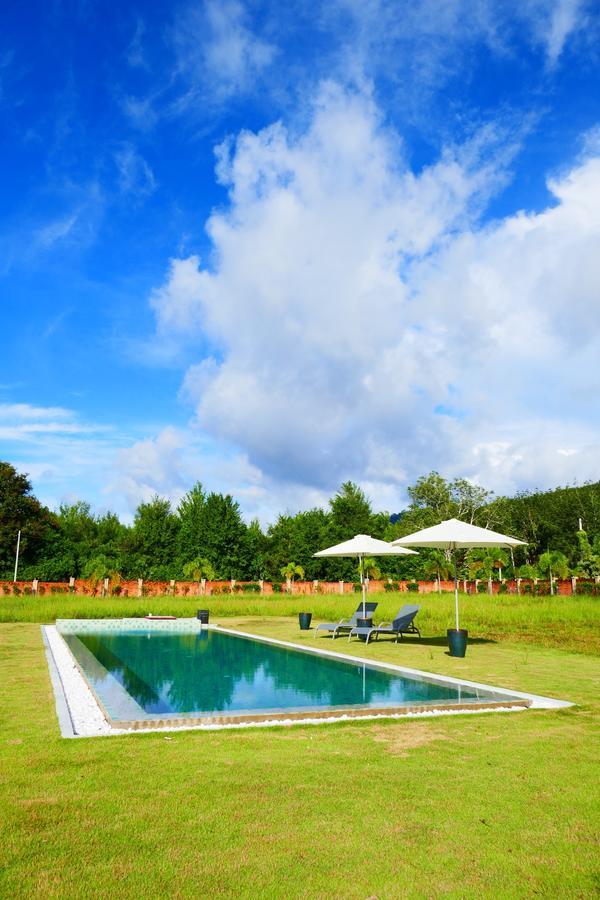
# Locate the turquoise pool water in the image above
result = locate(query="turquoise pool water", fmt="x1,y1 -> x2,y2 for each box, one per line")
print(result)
62,627 -> 506,722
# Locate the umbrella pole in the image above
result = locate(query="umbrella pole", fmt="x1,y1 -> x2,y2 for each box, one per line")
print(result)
359,554 -> 366,618
453,548 -> 460,631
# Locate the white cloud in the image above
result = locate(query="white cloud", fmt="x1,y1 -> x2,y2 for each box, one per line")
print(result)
114,143 -> 156,196
106,425 -> 269,518
170,0 -> 276,111
0,402 -> 128,516
33,213 -> 79,248
126,18 -> 147,69
0,403 -> 74,420
142,82 -> 600,519
524,0 -> 585,66
0,402 -> 110,442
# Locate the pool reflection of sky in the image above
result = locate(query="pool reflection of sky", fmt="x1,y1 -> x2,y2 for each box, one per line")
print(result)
63,629 -> 498,721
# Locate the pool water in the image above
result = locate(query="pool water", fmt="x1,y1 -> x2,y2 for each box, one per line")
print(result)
62,627 -> 508,723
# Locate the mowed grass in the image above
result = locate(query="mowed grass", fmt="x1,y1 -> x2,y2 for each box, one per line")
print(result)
0,590 -> 598,654
1,615 -> 599,898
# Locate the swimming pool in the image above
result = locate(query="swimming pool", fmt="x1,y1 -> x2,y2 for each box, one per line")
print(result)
55,620 -> 531,729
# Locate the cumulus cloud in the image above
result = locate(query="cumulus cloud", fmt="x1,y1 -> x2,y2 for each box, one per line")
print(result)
141,81 -> 600,518
106,425 -> 270,517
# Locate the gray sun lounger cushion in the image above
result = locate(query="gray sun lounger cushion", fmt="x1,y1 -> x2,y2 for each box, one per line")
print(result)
314,601 -> 379,638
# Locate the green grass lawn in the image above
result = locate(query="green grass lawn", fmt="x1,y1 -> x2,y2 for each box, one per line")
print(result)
0,590 -> 598,654
1,607 -> 599,897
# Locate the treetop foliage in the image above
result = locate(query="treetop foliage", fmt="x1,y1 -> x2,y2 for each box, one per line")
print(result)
1,462 -> 600,583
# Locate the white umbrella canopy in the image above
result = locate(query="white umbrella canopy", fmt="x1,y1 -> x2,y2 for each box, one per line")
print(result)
314,534 -> 418,617
392,518 -> 526,631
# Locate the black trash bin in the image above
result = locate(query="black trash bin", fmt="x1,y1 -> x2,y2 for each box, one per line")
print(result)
197,609 -> 209,624
298,612 -> 312,630
447,628 -> 468,657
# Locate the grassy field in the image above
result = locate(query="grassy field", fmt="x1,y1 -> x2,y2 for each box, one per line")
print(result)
1,609 -> 599,897
0,590 -> 597,654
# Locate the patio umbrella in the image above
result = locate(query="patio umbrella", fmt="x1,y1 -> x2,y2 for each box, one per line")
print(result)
392,519 -> 526,632
314,534 -> 418,618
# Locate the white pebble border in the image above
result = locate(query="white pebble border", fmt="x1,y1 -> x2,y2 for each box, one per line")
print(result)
43,624 -> 569,739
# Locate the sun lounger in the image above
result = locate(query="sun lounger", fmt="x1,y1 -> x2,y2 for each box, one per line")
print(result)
314,601 -> 379,638
348,605 -> 421,643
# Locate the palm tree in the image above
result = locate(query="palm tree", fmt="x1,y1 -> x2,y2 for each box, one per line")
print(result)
537,551 -> 569,594
280,563 -> 305,593
422,550 -> 453,592
183,557 -> 217,592
360,557 -> 381,580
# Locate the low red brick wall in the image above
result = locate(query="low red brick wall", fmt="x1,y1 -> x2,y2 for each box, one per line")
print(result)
1,577 -> 594,597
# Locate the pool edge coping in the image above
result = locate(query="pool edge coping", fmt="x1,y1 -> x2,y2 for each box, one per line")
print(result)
212,623 -> 574,711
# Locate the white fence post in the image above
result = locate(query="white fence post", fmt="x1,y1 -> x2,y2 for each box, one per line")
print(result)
339,580 -> 344,594
69,576 -> 75,593
169,579 -> 175,595
32,579 -> 38,595
258,579 -> 264,594
571,575 -> 577,595
313,580 -> 318,594
137,579 -> 143,597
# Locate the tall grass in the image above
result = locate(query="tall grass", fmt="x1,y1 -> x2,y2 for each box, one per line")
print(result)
0,590 -> 597,652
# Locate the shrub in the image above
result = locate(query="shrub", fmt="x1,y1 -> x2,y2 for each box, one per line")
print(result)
352,582 -> 362,592
244,583 -> 260,593
38,585 -> 46,595
13,585 -> 21,595
384,581 -> 399,592
112,585 -> 122,596
477,582 -> 488,593
523,583 -> 532,594
498,583 -> 508,594
23,587 -> 32,596
577,581 -> 596,596
407,582 -> 419,593
272,582 -> 283,593
2,585 -> 10,595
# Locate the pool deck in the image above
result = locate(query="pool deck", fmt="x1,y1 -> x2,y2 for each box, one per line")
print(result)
43,619 -> 573,738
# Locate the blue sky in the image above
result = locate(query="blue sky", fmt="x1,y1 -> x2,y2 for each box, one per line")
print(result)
2,0 -> 600,522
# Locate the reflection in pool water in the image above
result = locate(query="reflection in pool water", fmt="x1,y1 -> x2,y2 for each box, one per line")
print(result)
63,628 -> 496,721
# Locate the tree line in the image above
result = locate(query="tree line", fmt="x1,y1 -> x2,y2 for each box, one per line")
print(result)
2,461 -> 600,584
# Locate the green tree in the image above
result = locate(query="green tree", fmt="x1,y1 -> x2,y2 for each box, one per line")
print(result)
264,508 -> 330,581
361,557 -> 381,580
182,557 -> 216,581
537,550 -> 569,582
421,549 -> 453,584
200,493 -> 250,579
466,548 -> 508,581
328,482 -> 379,540
280,562 -> 305,589
122,496 -> 178,579
177,483 -> 207,566
0,462 -> 58,577
403,471 -> 492,527
574,530 -> 600,578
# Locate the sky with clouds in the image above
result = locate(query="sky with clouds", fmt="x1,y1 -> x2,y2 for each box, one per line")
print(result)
1,0 -> 600,523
